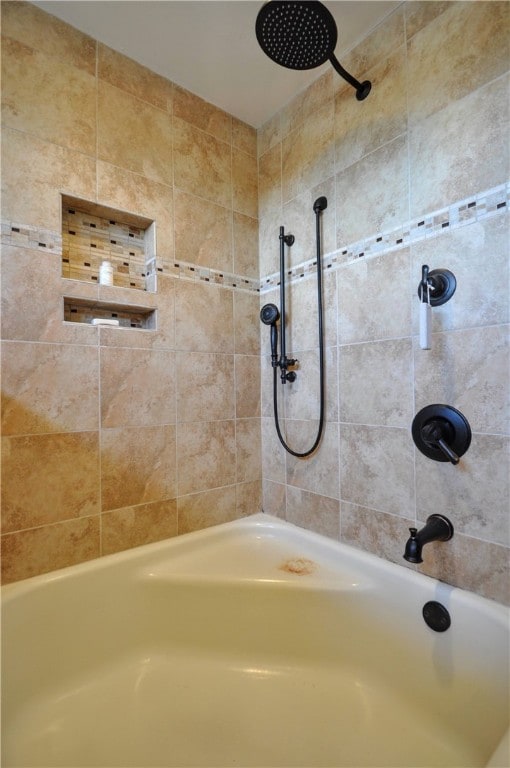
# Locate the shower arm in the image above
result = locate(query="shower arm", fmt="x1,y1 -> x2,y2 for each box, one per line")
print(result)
279,227 -> 297,383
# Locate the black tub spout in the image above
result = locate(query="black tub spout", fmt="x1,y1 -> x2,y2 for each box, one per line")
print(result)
404,514 -> 454,564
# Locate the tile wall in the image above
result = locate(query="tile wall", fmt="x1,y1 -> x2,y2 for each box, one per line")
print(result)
1,1 -> 261,582
1,1 -> 509,605
259,0 -> 510,603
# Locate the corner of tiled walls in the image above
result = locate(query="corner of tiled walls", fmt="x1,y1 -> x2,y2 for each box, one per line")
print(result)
257,0 -> 510,604
1,0 -> 261,582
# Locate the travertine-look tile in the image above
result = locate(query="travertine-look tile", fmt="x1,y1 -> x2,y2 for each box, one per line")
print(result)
415,434 -> 510,548
340,424 -> 415,516
285,421 -> 339,499
262,479 -> 286,518
414,326 -> 509,435
97,162 -> 174,264
235,355 -> 260,419
405,1 -> 451,40
236,479 -> 262,517
285,272 -> 337,351
173,85 -> 231,143
98,43 -> 173,110
281,71 -> 333,138
236,418 -> 261,484
173,117 -> 231,207
177,485 -> 237,535
282,102 -> 334,204
1,36 -> 96,155
257,112 -> 282,158
286,486 -> 340,540
1,1 -> 96,74
339,338 -> 413,427
409,75 -> 510,217
284,347 -> 338,423
232,148 -> 258,219
419,531 -> 510,606
100,347 -> 176,428
232,118 -> 257,157
407,1 -> 510,125
281,177 -> 336,269
334,47 -> 407,173
233,213 -> 259,279
101,425 -> 176,511
175,281 -> 234,353
176,420 -> 236,496
1,129 -> 96,230
1,432 -> 100,532
234,291 -> 260,356
176,352 -> 235,422
1,341 -> 99,435
335,134 -> 409,246
174,190 -> 232,272
261,417 -> 286,485
341,502 -> 415,567
101,499 -> 177,555
1,516 -> 100,585
337,249 -> 412,344
97,81 -> 173,186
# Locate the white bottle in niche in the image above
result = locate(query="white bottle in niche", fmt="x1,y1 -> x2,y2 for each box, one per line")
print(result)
99,260 -> 113,286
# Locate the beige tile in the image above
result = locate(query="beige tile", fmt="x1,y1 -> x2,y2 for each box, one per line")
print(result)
1,36 -> 96,154
1,129 -> 96,230
283,346 -> 338,423
337,248 -> 412,344
101,499 -> 177,555
1,1 -> 96,75
285,421 -> 339,499
414,326 -> 509,435
262,479 -> 286,518
282,102 -> 334,204
100,347 -> 176,428
236,418 -> 261,484
233,213 -> 259,279
234,291 -> 261,356
260,354 -> 286,420
174,190 -> 232,272
340,424 -> 415,515
98,43 -> 173,110
232,118 -> 257,157
176,352 -> 235,423
409,75 -> 510,217
405,1 -> 451,41
175,281 -> 234,353
419,531 -> 510,606
1,516 -> 100,585
101,425 -> 176,511
257,112 -> 282,158
285,271 -> 338,351
415,434 -> 509,548
281,71 -> 333,138
1,432 -> 100,532
97,81 -> 173,185
410,215 -> 509,331
173,117 -> 232,207
1,341 -> 99,435
232,148 -> 258,219
1,246 -> 97,344
235,355 -> 260,419
334,46 -> 407,173
236,479 -> 262,517
407,1 -> 510,125
177,485 -> 237,535
173,85 -> 231,143
176,420 -> 236,496
281,177 -> 337,269
335,134 -> 409,246
97,162 -> 174,265
339,339 -> 413,427
341,503 -> 415,567
286,486 -> 340,540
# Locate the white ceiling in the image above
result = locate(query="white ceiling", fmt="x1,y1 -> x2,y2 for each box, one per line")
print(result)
33,0 -> 400,127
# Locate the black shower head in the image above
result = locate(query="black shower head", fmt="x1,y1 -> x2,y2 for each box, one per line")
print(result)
255,1 -> 371,101
260,303 -> 280,325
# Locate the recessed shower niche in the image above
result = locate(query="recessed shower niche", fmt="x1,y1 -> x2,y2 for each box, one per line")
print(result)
61,196 -> 156,292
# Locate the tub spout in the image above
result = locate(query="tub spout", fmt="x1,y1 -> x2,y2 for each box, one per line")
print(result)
403,514 -> 454,564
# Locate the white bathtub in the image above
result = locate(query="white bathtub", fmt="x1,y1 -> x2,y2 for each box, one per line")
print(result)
1,513 -> 509,768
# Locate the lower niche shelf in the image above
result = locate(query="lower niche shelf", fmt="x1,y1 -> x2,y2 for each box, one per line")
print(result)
64,297 -> 156,330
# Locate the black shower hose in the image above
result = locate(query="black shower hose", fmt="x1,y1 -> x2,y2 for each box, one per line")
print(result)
272,210 -> 325,458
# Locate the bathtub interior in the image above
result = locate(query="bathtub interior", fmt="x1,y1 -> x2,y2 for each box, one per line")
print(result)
1,513 -> 509,768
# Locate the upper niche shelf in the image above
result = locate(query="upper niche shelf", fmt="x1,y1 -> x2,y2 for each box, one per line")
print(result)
61,196 -> 156,292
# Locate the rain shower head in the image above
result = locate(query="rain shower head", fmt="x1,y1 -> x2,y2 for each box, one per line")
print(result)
255,1 -> 371,100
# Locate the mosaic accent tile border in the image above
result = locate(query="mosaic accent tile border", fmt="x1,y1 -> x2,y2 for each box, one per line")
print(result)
2,183 -> 508,297
260,182 -> 510,293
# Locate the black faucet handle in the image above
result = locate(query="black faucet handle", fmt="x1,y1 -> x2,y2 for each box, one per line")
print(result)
421,420 -> 460,465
